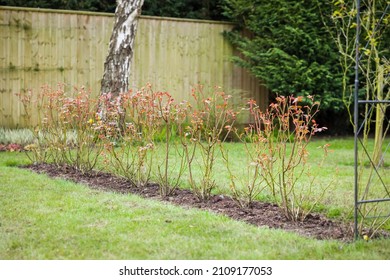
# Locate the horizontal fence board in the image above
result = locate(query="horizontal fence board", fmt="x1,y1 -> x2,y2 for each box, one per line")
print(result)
0,6 -> 268,128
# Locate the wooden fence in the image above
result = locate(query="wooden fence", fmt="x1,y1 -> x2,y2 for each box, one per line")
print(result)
0,6 -> 268,128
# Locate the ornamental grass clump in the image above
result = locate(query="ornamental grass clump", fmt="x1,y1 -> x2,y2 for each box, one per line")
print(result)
0,128 -> 34,147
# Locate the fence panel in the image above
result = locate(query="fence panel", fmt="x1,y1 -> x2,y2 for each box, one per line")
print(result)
0,6 -> 268,128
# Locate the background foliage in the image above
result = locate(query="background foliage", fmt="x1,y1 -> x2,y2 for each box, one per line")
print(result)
0,0 -> 227,20
221,0 -> 352,134
0,0 -> 116,12
142,0 -> 226,20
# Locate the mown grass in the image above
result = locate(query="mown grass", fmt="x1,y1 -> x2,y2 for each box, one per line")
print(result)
0,142 -> 390,260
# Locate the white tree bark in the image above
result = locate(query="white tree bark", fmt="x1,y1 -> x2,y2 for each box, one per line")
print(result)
100,0 -> 144,97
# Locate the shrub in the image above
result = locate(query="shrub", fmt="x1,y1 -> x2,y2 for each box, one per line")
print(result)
100,85 -> 187,195
223,96 -> 331,221
182,85 -> 238,201
18,84 -> 103,172
98,86 -> 156,187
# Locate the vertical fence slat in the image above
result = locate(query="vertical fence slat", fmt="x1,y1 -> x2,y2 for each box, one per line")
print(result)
0,10 -> 9,126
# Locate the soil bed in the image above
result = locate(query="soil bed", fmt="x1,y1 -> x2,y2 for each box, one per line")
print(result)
22,163 -> 387,241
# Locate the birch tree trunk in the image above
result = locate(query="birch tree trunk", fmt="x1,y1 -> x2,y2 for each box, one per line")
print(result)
100,0 -> 144,97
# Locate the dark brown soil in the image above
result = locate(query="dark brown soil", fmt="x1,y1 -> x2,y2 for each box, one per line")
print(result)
22,163 -> 387,242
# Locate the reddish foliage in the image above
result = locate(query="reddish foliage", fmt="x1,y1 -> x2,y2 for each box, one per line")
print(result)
0,143 -> 24,152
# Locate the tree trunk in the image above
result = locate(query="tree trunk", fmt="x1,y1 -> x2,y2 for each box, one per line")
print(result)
100,0 -> 144,97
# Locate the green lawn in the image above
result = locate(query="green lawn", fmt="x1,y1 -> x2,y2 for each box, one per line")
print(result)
1,138 -> 390,259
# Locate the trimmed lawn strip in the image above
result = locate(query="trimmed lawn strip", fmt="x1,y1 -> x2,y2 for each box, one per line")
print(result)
0,152 -> 390,259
